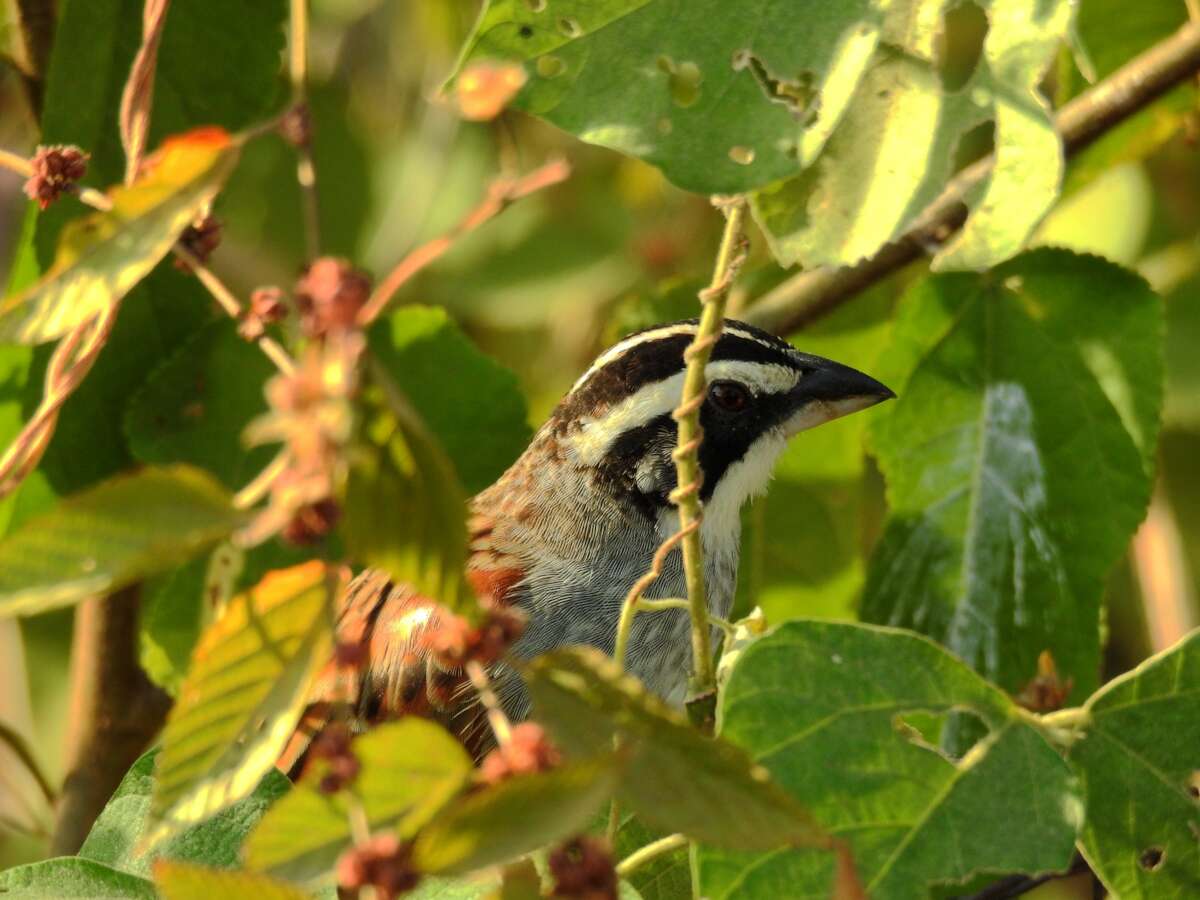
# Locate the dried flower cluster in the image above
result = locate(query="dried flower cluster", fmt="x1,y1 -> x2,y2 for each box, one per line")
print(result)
548,836 -> 618,900
478,721 -> 561,785
310,722 -> 361,795
238,286 -> 288,340
426,603 -> 527,670
295,257 -> 372,337
174,213 -> 222,271
336,834 -> 421,900
23,145 -> 89,209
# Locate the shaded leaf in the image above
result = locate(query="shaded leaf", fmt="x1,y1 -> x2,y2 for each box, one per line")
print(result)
245,718 -> 474,883
698,620 -> 1082,899
154,862 -> 309,900
125,319 -> 276,489
0,128 -> 239,344
1071,629 -> 1200,897
0,465 -> 241,617
413,757 -> 621,876
863,249 -> 1163,701
0,858 -> 155,899
342,360 -> 472,616
525,647 -> 824,851
456,0 -> 1071,270
78,748 -> 290,877
369,306 -> 531,494
614,815 -> 690,900
148,562 -> 336,844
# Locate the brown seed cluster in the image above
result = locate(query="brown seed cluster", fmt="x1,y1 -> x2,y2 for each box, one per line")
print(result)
310,722 -> 360,795
279,102 -> 313,148
478,722 -> 562,785
174,214 -> 222,271
336,834 -> 421,899
1016,650 -> 1074,713
295,257 -> 372,338
237,286 -> 288,340
548,836 -> 618,900
23,145 -> 89,209
426,603 -> 526,670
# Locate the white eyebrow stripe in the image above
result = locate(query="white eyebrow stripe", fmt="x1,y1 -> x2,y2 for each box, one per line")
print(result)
570,323 -> 797,394
567,360 -> 801,465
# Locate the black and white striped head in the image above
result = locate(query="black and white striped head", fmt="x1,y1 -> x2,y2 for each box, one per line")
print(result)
553,319 -> 894,522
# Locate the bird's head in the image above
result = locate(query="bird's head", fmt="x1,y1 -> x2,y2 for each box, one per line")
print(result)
551,319 -> 894,524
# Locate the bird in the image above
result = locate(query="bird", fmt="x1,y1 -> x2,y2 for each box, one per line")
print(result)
281,318 -> 893,770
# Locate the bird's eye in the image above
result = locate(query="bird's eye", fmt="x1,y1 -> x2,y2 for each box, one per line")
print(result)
709,380 -> 750,413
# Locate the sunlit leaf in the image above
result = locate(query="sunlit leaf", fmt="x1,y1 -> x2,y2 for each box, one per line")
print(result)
525,647 -> 824,851
0,128 -> 239,344
455,0 -> 1071,270
154,862 -> 309,900
864,249 -> 1163,701
413,757 -> 621,876
245,718 -> 474,883
147,562 -> 336,845
1071,629 -> 1200,897
698,620 -> 1082,898
0,465 -> 242,617
342,360 -> 473,616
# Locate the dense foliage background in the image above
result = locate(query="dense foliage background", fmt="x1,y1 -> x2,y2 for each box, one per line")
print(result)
0,1 -> 1198,898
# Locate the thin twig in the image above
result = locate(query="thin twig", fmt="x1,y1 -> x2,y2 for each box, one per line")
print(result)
616,833 -> 688,878
1131,489 -> 1198,650
357,158 -> 571,326
465,659 -> 512,746
119,0 -> 171,183
0,719 -> 57,807
747,21 -> 1200,337
288,0 -> 320,258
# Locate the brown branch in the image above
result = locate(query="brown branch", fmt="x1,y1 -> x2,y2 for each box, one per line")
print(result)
118,0 -> 171,183
51,585 -> 171,855
357,157 -> 571,326
747,21 -> 1200,337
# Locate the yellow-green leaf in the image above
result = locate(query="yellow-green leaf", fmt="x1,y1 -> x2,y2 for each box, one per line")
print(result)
0,464 -> 242,618
154,861 -> 310,900
148,561 -> 335,846
342,358 -> 473,616
0,127 -> 240,344
525,648 -> 826,852
245,718 -> 474,883
414,757 -> 621,877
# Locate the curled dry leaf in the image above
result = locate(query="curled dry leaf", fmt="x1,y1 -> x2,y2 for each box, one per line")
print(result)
455,60 -> 527,121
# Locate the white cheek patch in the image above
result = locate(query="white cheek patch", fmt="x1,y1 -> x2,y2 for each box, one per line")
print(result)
566,360 -> 801,465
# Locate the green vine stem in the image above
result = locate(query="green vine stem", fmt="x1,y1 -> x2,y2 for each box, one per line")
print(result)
615,832 -> 688,878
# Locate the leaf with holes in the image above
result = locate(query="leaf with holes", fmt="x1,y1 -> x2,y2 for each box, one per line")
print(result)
524,647 -> 825,851
697,620 -> 1082,899
154,862 -> 309,900
342,359 -> 473,617
245,718 -> 474,883
147,562 -> 335,846
0,465 -> 242,617
413,756 -> 621,876
0,127 -> 239,344
863,249 -> 1162,704
454,0 -> 1071,270
1071,629 -> 1200,897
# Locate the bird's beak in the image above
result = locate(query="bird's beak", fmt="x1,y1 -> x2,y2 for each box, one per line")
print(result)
782,357 -> 896,437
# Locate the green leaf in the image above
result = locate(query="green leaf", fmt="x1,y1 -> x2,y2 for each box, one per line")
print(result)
863,249 -> 1163,701
154,862 -> 309,900
369,306 -> 531,494
245,718 -> 474,883
525,647 -> 824,851
148,562 -> 334,845
0,465 -> 241,617
125,319 -> 276,489
737,285 -> 891,622
413,757 -> 621,876
0,858 -> 155,899
0,129 -> 240,345
614,816 -> 690,900
342,361 -> 473,615
698,620 -> 1082,899
1070,629 -> 1200,897
79,748 -> 289,876
455,0 -> 1071,270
